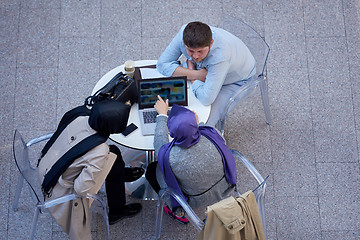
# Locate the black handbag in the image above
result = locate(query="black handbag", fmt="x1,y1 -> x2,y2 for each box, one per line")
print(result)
85,72 -> 138,107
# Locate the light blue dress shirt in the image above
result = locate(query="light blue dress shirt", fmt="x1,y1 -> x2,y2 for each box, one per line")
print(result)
157,25 -> 256,106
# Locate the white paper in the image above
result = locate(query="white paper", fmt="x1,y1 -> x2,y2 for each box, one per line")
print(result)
140,68 -> 166,79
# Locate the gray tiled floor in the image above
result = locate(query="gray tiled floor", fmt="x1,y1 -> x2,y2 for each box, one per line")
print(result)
1,0 -> 359,239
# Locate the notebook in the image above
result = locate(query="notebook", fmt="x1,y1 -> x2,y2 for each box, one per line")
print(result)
137,76 -> 188,135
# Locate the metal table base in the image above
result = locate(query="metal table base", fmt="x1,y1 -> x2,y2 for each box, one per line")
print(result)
124,150 -> 158,200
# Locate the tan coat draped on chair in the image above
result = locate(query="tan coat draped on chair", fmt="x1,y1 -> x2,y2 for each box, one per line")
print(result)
197,191 -> 265,240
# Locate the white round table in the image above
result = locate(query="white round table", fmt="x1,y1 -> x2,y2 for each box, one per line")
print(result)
92,60 -> 211,199
93,60 -> 211,150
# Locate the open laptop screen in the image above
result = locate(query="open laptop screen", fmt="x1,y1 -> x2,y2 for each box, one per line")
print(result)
138,76 -> 188,109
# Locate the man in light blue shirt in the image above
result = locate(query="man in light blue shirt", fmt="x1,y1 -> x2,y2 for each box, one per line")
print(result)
157,21 -> 256,126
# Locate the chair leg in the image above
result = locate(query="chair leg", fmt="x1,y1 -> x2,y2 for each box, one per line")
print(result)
257,196 -> 267,238
30,207 -> 40,240
13,174 -> 24,211
253,180 -> 267,239
99,200 -> 110,240
155,190 -> 167,240
87,194 -> 111,240
219,118 -> 226,137
259,79 -> 272,125
154,189 -> 205,239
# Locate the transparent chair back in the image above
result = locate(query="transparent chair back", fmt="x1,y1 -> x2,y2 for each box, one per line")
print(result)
154,149 -> 268,239
12,130 -> 111,240
216,14 -> 271,134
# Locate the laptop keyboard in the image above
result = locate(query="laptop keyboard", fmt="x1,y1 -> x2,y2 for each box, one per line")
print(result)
143,110 -> 158,123
143,110 -> 171,124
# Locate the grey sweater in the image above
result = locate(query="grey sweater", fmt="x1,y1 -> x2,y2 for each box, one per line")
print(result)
153,115 -> 235,209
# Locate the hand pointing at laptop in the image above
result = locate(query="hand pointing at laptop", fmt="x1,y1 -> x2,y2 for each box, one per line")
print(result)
154,95 -> 169,116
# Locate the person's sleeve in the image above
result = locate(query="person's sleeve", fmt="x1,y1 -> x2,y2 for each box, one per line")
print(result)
156,28 -> 184,77
73,144 -> 110,195
154,115 -> 169,156
192,61 -> 230,105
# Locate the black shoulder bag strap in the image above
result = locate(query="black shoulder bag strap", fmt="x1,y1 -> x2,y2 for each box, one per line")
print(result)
41,133 -> 108,197
40,105 -> 91,160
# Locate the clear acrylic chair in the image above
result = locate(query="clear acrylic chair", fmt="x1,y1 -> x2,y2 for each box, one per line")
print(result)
154,149 -> 268,239
216,14 -> 271,135
12,130 -> 111,240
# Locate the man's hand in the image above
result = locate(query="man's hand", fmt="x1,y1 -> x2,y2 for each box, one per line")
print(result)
187,59 -> 196,70
173,65 -> 207,83
154,95 -> 169,115
186,60 -> 207,83
193,68 -> 207,83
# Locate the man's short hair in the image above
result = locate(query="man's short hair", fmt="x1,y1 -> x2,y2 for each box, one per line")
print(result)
183,22 -> 212,48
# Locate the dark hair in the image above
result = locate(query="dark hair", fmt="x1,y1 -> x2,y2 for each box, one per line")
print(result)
183,22 -> 212,48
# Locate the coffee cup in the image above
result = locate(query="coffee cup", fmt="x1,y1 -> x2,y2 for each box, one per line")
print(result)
124,60 -> 135,78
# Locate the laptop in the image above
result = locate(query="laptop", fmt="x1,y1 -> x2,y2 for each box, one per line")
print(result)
137,76 -> 188,135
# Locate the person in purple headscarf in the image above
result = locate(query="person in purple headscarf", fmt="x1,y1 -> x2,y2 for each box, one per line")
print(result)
145,95 -> 237,224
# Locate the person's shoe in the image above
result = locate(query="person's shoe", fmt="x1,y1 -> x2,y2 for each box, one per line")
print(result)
124,167 -> 144,182
109,203 -> 142,225
163,205 -> 189,224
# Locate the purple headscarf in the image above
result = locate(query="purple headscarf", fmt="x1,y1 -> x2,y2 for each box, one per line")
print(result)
157,105 -> 237,207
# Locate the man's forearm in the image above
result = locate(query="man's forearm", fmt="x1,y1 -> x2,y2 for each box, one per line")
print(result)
172,66 -> 206,82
